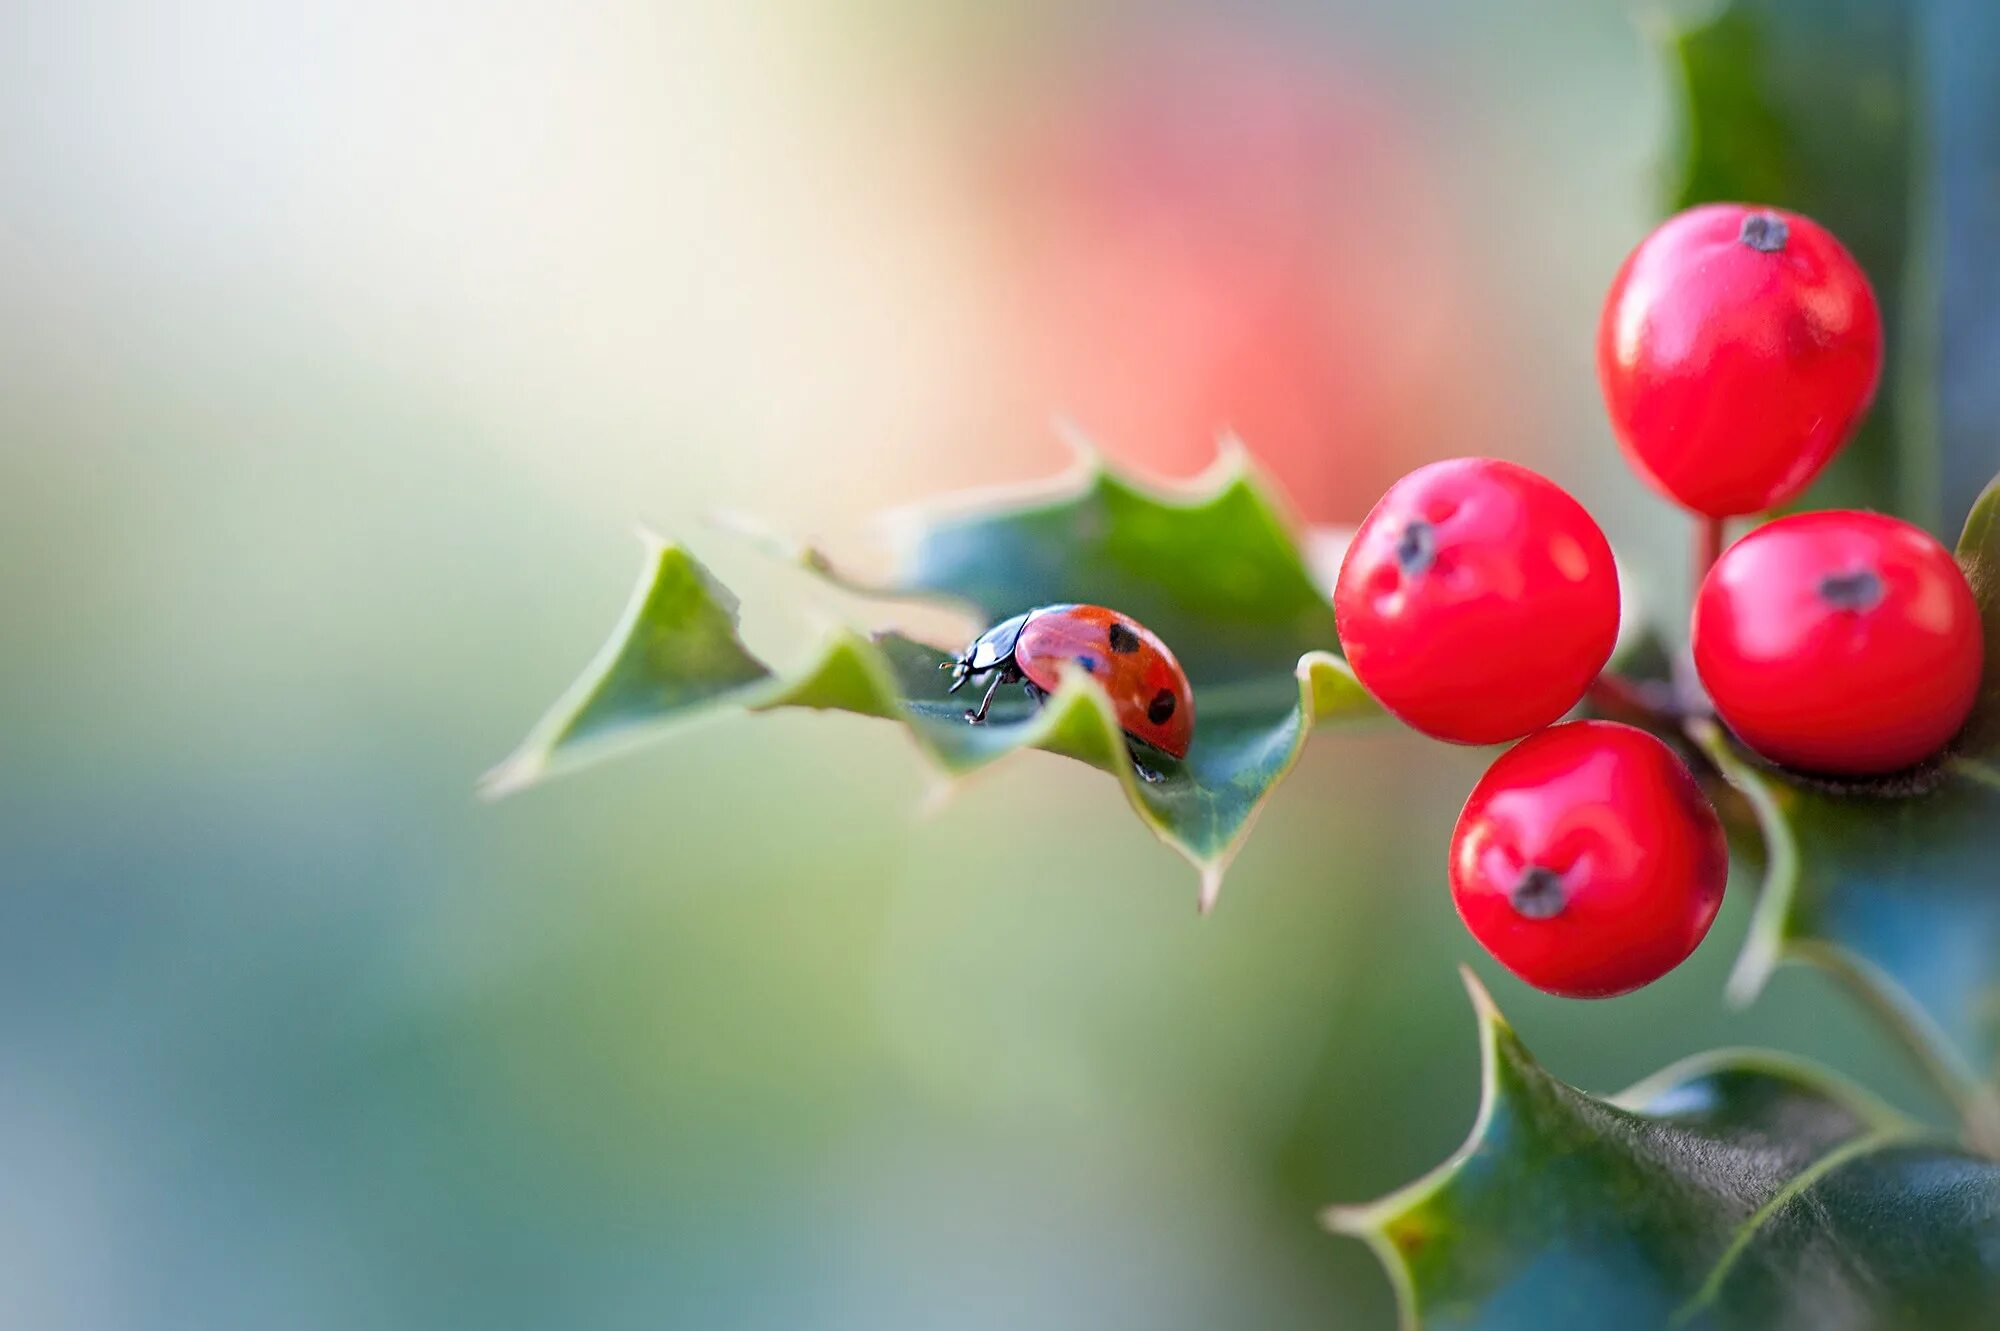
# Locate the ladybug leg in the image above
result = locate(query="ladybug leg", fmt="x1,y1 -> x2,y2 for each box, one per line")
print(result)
964,670 -> 1008,724
942,656 -> 971,694
1020,680 -> 1045,706
1125,740 -> 1169,784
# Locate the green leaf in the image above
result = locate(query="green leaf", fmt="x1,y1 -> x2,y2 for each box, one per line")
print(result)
1694,476 -> 2000,1147
485,452 -> 1378,909
1329,971 -> 2000,1331
1960,473 -> 2000,754
1661,0 -> 2000,534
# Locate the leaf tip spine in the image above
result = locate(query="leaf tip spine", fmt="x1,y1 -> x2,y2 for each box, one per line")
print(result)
1197,863 -> 1225,916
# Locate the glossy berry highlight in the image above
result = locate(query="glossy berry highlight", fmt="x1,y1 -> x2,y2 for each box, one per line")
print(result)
1599,203 -> 1883,517
1692,510 -> 1983,775
1451,721 -> 1728,999
1335,458 -> 1620,745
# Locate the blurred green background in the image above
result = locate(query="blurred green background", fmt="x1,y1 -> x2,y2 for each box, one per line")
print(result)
0,2 -> 1937,1327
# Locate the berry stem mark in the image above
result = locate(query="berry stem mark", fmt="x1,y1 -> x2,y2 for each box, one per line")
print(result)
1509,865 -> 1568,919
1818,568 -> 1885,612
1395,519 -> 1437,577
1737,211 -> 1789,253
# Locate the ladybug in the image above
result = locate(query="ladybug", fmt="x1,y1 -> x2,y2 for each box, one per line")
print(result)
944,604 -> 1196,771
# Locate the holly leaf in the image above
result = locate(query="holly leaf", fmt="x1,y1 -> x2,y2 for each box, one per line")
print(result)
1691,475 -> 2000,1147
1329,971 -> 2000,1331
483,451 -> 1377,909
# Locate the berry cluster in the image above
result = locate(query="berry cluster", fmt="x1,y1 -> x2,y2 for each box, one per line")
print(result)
1337,203 -> 1984,998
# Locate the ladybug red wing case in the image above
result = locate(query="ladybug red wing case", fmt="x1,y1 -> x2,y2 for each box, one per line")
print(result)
1012,606 -> 1196,759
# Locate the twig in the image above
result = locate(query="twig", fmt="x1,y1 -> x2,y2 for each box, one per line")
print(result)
1693,515 -> 1727,589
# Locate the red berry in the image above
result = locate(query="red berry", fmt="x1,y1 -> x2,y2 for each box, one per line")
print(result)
1692,510 -> 1983,775
1451,721 -> 1728,999
1598,203 -> 1883,517
1335,458 -> 1620,744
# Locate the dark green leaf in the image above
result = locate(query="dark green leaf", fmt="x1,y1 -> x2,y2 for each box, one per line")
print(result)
485,453 -> 1378,908
1329,971 -> 2000,1330
1959,472 -> 2000,754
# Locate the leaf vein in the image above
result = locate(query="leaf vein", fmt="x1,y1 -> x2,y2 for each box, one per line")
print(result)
1672,1129 -> 1918,1323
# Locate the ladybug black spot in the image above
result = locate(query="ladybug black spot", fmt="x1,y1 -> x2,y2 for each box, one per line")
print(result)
1106,622 -> 1141,654
1147,689 -> 1177,725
